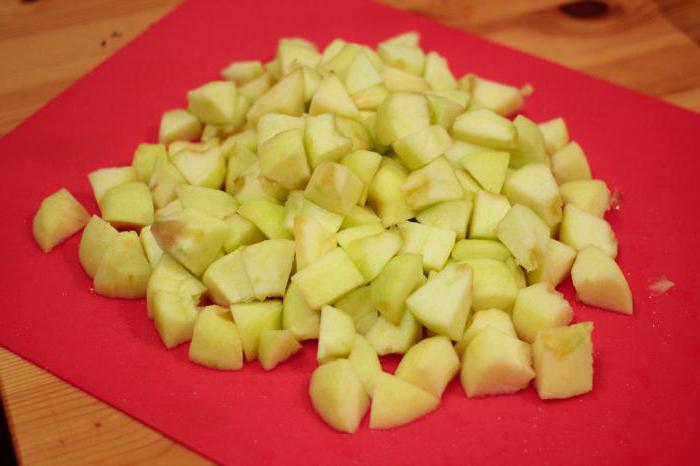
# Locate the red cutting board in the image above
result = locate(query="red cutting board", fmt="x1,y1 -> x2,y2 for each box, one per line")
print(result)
1,1 -> 699,464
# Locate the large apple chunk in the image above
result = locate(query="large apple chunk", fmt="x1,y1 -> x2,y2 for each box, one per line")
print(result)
452,108 -> 516,150
559,179 -> 610,217
398,221 -> 456,272
571,246 -> 633,314
309,359 -> 369,433
469,190 -> 511,240
258,128 -> 310,190
416,199 -> 472,240
369,373 -> 438,429
291,248 -> 365,309
392,125 -> 452,170
201,248 -> 254,306
395,336 -> 460,398
344,231 -> 403,283
282,282 -> 320,340
188,305 -> 243,370
512,283 -> 573,343
93,231 -> 152,299
33,188 -> 90,253
231,301 -> 282,361
551,142 -> 591,184
401,157 -> 463,210
243,239 -> 295,300
159,109 -> 202,144
527,239 -> 577,287
367,159 -> 415,227
462,258 -> 518,311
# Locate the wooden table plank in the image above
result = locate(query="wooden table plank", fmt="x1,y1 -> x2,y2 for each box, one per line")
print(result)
1,0 -> 698,464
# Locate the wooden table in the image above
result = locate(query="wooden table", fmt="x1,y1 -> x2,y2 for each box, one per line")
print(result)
1,0 -> 698,463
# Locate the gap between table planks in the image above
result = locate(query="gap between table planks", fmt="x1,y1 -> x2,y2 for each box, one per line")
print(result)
0,0 -> 698,464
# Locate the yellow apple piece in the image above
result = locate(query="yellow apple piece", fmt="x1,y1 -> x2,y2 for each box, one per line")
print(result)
282,282 -> 320,341
496,204 -> 550,272
371,253 -> 425,325
238,199 -> 292,240
375,92 -> 430,146
132,143 -> 167,183
93,231 -> 152,299
188,305 -> 243,370
159,109 -> 202,144
462,74 -> 523,116
202,248 -> 254,306
571,246 -> 633,314
309,73 -> 359,119
246,69 -> 305,124
345,51 -> 383,95
452,239 -> 511,262
538,117 -> 569,155
344,231 -> 403,283
461,150 -> 510,194
258,329 -> 302,370
468,190 -> 511,240
222,214 -> 265,253
33,188 -> 90,253
139,225 -> 164,267
149,157 -> 187,209
170,143 -> 226,189
423,51 -> 456,90
176,185 -> 238,219
78,215 -> 118,277
367,158 -> 415,227
392,125 -> 452,170
398,221 -> 456,272
231,301 -> 282,361
304,114 -> 352,169
512,283 -> 573,343
88,166 -> 137,203
402,156 -> 463,210
238,73 -> 272,102
462,258 -> 518,311
381,66 -> 430,93
416,199 -> 472,240
283,190 -> 344,234
366,311 -> 422,355
352,84 -> 390,111
99,182 -> 154,228
395,336 -> 460,398
509,115 -> 548,168
256,113 -> 304,146
348,335 -> 382,395
318,305 -> 356,363
221,60 -> 264,85
243,239 -> 295,300
334,285 -> 379,335
551,141 -> 592,184
151,290 -> 199,348
452,108 -> 516,150
426,93 -> 464,129
559,179 -> 611,218
527,238 -> 577,287
377,42 -> 425,75
304,161 -> 364,215
369,373 -> 438,429
187,81 -> 238,125
341,150 -> 383,206
309,359 -> 369,433
294,214 -> 337,270
559,204 -> 618,257
224,143 -> 257,193
454,308 -> 516,357
259,128 -> 310,190
341,206 -> 381,230
503,163 -> 562,227
278,39 -> 321,75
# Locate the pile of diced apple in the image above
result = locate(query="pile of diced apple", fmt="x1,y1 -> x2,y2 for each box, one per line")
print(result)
32,30 -> 634,433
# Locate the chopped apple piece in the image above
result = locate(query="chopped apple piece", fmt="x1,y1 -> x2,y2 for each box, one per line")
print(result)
189,305 -> 243,370
503,163 -> 562,227
33,188 -> 90,253
351,84 -> 390,111
309,73 -> 359,119
371,254 -> 424,325
416,199 -> 472,240
430,89 -> 470,107
512,283 -> 573,343
452,239 -> 511,262
377,43 -> 425,75
460,327 -> 534,397
423,51 -> 456,90
238,199 -> 292,240
345,52 -> 383,95
365,311 -> 422,355
539,117 -> 569,155
282,282 -> 320,340
187,81 -> 238,125
375,92 -> 430,146
304,114 -> 353,169
452,108 -> 516,150
246,69 -> 305,124
334,285 -> 379,335
309,359 -> 369,434
79,215 -> 118,277
202,248 -> 254,306
551,141 -> 592,184
559,204 -> 617,257
88,166 -> 137,203
461,151 -> 510,193
243,239 -> 295,300
533,322 -> 594,399
341,206 -> 381,229
231,301 -> 282,361
259,128 -> 310,190
139,225 -> 164,267
462,258 -> 518,311
100,182 -> 154,228
284,191 -> 344,234
527,239 -> 577,287
318,305 -> 356,363
221,60 -> 264,85
509,115 -> 548,168
559,179 -> 610,217
147,254 -> 206,320
571,246 -> 633,314
426,93 -> 464,129
455,309 -> 516,357
258,329 -> 302,370
239,73 -> 272,102
278,39 -> 321,75
444,139 -> 491,167
349,335 -> 382,395
159,109 -> 202,144
398,221 -> 456,272
468,190 -> 511,240
132,143 -> 167,183
222,214 -> 265,253
341,150 -> 383,206
149,157 -> 187,209
257,113 -> 305,146
392,125 -> 452,170
367,159 -> 415,227
381,66 -> 431,93
344,231 -> 402,283
395,336 -> 459,398
335,116 -> 373,151
94,231 -> 152,299
496,204 -> 550,272
462,74 -> 523,116
171,143 -> 226,189
176,185 -> 238,219
369,373 -> 438,429
151,290 -> 199,348
292,248 -> 365,309
304,162 -> 363,215
319,43 -> 361,78
380,31 -> 420,47
402,157 -> 463,210
294,214 -> 337,270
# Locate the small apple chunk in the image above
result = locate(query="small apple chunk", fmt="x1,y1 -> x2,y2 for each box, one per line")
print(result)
283,282 -> 320,340
309,73 -> 359,119
345,51 -> 383,95
99,182 -> 154,228
151,290 -> 199,348
309,359 -> 369,434
257,113 -> 304,146
284,190 -> 344,234
509,115 -> 548,168
171,143 -> 226,189
423,51 -> 456,90
503,164 -> 562,227
392,125 -> 452,170
258,329 -> 302,370
344,231 -> 403,283
416,199 -> 472,240
341,150 -> 383,206
369,373 -> 438,429
238,199 -> 292,240
149,157 -> 187,209
462,258 -> 518,311
94,231 -> 152,299
402,157 -> 463,210
468,190 -> 511,240
341,206 -> 381,229
551,142 -> 591,184
377,43 -> 425,75
294,214 -> 337,270
221,60 -> 264,84
278,39 -> 321,75
334,285 -> 379,335
461,327 -> 534,397
259,128 -> 310,190
202,248 -> 254,306
512,283 -> 573,343
146,254 -> 206,320
222,214 -> 265,253
559,179 -> 610,218
139,225 -> 164,267
175,185 -> 237,220
461,151 -> 510,193
304,114 -> 353,169
318,305 -> 356,363
527,239 -> 577,287
239,73 -> 272,102
367,159 -> 415,227
243,239 -> 295,300
188,305 -> 243,370
496,204 -> 550,272
398,221 -> 456,272
304,161 -> 364,216
455,309 -> 516,357
426,94 -> 464,129
349,335 -> 382,395
371,253 -> 425,325
395,336 -> 460,398
88,166 -> 137,203
538,117 -> 569,155
571,246 -> 633,314
533,322 -> 594,399
375,92 -> 430,146
132,143 -> 167,183
231,301 -> 282,361
158,109 -> 202,144
452,239 -> 511,262
246,69 -> 305,124
559,204 -> 617,257
187,81 -> 238,125
462,74 -> 523,116
407,262 -> 472,341
79,216 -> 118,277
452,108 -> 516,150
352,85 -> 390,111
366,311 -> 422,355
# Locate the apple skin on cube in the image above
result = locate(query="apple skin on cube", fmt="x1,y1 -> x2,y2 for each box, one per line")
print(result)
243,239 -> 295,300
258,329 -> 302,371
571,246 -> 633,314
79,215 -> 118,277
93,231 -> 152,299
258,128 -> 310,190
159,109 -> 202,144
282,282 -> 320,341
392,125 -> 453,170
309,73 -> 359,119
559,204 -> 618,257
294,214 -> 337,271
317,305 -> 357,363
452,108 -> 516,150
366,311 -> 422,356
454,308 -> 516,358
369,373 -> 439,429
187,81 -> 238,126
496,204 -> 550,272
468,190 -> 511,240
533,322 -> 594,399
503,163 -> 562,228
509,115 -> 548,168
416,199 -> 472,240
132,143 -> 167,183
395,336 -> 460,398
99,182 -> 154,229
309,359 -> 369,433
461,258 -> 518,311
334,285 -> 379,335
304,114 -> 353,169
527,239 -> 577,287
344,231 -> 403,283
452,239 -> 511,262
304,161 -> 364,215
231,301 -> 282,362
202,249 -> 254,306
238,199 -> 292,240
371,253 -> 425,325
551,141 -> 592,184
406,262 -> 472,341
349,335 -> 383,396
375,92 -> 430,146
401,156 -> 464,210
559,179 -> 611,218
291,247 -> 365,310
512,283 -> 573,343
341,150 -> 383,206
246,70 -> 305,124
398,221 -> 456,272
538,117 -> 569,155
188,305 -> 244,370
367,159 -> 415,227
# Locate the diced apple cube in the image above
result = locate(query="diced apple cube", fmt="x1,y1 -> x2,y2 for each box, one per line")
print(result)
455,309 -> 516,357
571,246 -> 633,314
344,231 -> 402,283
202,248 -> 254,306
294,214 -> 337,271
509,115 -> 548,168
187,81 -> 238,125
539,117 -> 569,155
462,74 -> 523,116
461,151 -> 510,193
349,335 -> 382,395
341,206 -> 381,230
318,305 -> 356,363
139,225 -> 164,267
496,204 -> 550,272
100,182 -> 154,228
512,283 -> 573,343
423,51 -> 456,90
292,248 -> 365,309
171,143 -> 226,189
559,204 -> 617,257
319,43 -> 361,78
309,359 -> 369,433
452,239 -> 511,262
151,290 -> 199,348
258,128 -> 310,190
94,231 -> 152,299
221,60 -> 264,85
231,301 -> 282,361
366,311 -> 422,355
149,157 -> 187,209
304,114 -> 353,169
367,159 -> 415,227
282,282 -> 320,340
222,214 -> 264,253
559,179 -> 610,217
189,305 -> 244,370
244,239 -> 295,300
461,258 -> 518,311
335,223 -> 384,249
132,143 -> 167,183
284,191 -> 344,234
238,199 -> 292,240
371,254 -> 425,325
398,221 -> 456,272
88,166 -> 137,203
395,336 -> 459,398
402,157 -> 463,210
334,285 -> 379,335
304,162 -> 364,215
503,163 -> 562,227
246,70 -> 305,124
258,329 -> 302,370
416,199 -> 472,241
551,141 -> 592,184
452,108 -> 516,150
159,109 -> 202,144
468,190 -> 511,239
527,239 -> 577,287
369,373 -> 438,429
392,125 -> 452,170
146,254 -> 206,319
79,215 -> 118,277
375,92 -> 430,146
426,94 -> 464,129
341,150 -> 383,206
278,39 -> 321,75
309,73 -> 359,119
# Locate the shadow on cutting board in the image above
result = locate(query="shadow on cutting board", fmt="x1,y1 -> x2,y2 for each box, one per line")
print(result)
0,399 -> 17,466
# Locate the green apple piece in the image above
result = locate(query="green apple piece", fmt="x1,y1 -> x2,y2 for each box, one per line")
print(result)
509,115 -> 548,168
398,221 -> 456,272
551,141 -> 592,184
32,188 -> 90,253
444,140 -> 492,168
503,164 -> 562,227
402,157 -> 463,210
202,248 -> 254,306
317,305 -> 356,363
146,254 -> 206,319
238,199 -> 292,240
454,170 -> 481,196
430,89 -> 470,107
371,253 -> 424,325
334,285 -> 379,335
132,143 -> 167,183
406,262 -> 472,340
155,199 -> 183,220
375,92 -> 430,146
149,157 -> 187,209
187,81 -> 237,125
336,222 -> 384,249
309,358 -> 369,433
221,60 -> 264,84
380,31 -> 420,47
243,239 -> 295,300
460,327 -> 534,397
151,208 -> 228,276
292,247 -> 365,309
278,40 -> 321,75
559,204 -> 617,257
294,214 -> 337,270
468,190 -> 511,239
462,74 -> 523,116
304,162 -> 363,215
571,245 -> 633,314
347,335 -> 382,396
352,85 -> 390,111
175,185 -> 237,219
258,128 -> 310,190
345,51 -> 383,94
496,204 -> 550,272
304,114 -> 353,169
309,73 -> 359,119
295,64 -> 322,103
539,117 -> 570,155
334,116 -> 373,151
239,73 -> 272,102
533,322 -> 593,399
559,179 -> 610,217
319,43 -> 361,79
159,109 -> 202,144
416,199 -> 472,240
377,43 -> 425,75
79,215 -> 118,277
222,214 -> 265,253
283,191 -> 344,234
151,290 -> 198,348
188,305 -> 243,370
341,150 -> 383,206
392,125 -> 452,170
381,66 -> 430,93
452,239 -> 511,262
455,309 -> 517,357
258,329 -> 302,371
246,69 -> 305,124
452,108 -> 516,150
367,159 -> 415,227
369,373 -> 438,429
462,258 -> 518,311
256,113 -> 305,146
265,57 -> 281,81
88,166 -> 137,203
230,172 -> 289,204
527,239 -> 577,287
231,301 -> 282,361
99,182 -> 154,228
423,51 -> 456,90
341,206 -> 381,229
139,225 -> 164,267
426,94 -> 464,129
461,151 -> 510,193
93,231 -> 152,299
282,282 -> 320,340
396,336 -> 459,398
512,283 -> 573,343
344,231 -> 403,283
171,143 -> 226,189
365,311 -> 422,355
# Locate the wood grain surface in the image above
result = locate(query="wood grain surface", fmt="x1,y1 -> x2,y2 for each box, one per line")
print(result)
1,0 -> 698,464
